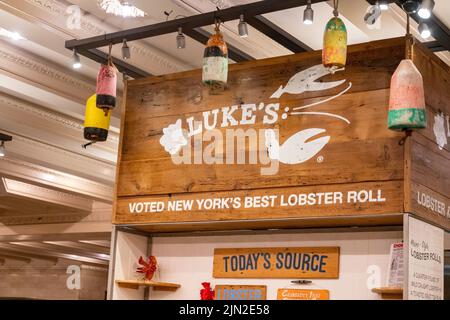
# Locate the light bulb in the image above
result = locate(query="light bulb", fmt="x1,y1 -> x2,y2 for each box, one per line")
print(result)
122,39 -> 131,59
418,0 -> 434,19
419,22 -> 431,39
378,0 -> 389,11
0,142 -> 5,157
303,1 -> 314,25
238,14 -> 248,37
176,27 -> 186,49
72,50 -> 81,69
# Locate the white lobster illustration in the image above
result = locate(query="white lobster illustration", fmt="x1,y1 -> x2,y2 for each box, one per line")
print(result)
265,64 -> 351,165
270,64 -> 346,99
265,129 -> 330,165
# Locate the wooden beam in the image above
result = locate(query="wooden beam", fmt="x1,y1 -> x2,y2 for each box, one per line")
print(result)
65,0 -> 325,51
78,48 -> 151,79
184,28 -> 254,62
246,15 -> 312,52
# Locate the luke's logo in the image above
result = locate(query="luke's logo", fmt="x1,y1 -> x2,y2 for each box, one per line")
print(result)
159,64 -> 352,175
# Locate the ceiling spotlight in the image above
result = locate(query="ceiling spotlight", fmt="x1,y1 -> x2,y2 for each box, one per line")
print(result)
122,39 -> 131,59
0,142 -> 5,157
418,21 -> 431,39
364,4 -> 381,25
402,0 -> 420,14
303,0 -> 314,25
176,27 -> 186,49
418,0 -> 434,19
72,49 -> 81,69
378,0 -> 389,11
0,133 -> 12,158
238,14 -> 249,37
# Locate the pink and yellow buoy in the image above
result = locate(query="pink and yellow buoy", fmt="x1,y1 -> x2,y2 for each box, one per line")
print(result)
388,59 -> 426,130
322,17 -> 347,69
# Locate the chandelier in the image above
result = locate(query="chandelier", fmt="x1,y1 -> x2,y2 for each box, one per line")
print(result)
98,0 -> 146,18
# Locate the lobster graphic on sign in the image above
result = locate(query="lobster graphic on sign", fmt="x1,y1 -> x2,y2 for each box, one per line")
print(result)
159,64 -> 352,172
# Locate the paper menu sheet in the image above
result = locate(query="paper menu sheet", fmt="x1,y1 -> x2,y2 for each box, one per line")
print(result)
387,242 -> 404,288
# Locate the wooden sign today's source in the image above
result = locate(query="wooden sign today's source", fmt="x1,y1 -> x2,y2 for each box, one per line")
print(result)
213,247 -> 339,279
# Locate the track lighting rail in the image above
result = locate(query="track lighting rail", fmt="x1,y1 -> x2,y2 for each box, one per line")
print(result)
65,0 -> 321,52
66,0 -> 449,79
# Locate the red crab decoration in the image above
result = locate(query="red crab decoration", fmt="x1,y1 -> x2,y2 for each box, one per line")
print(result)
136,256 -> 158,281
200,282 -> 215,300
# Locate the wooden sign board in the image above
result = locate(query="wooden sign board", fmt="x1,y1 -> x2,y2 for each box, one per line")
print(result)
215,285 -> 267,300
403,45 -> 450,231
277,289 -> 330,300
114,37 -> 449,232
213,247 -> 339,279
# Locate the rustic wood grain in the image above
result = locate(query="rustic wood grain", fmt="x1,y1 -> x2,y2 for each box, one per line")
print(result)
113,38 -> 423,230
114,180 -> 403,225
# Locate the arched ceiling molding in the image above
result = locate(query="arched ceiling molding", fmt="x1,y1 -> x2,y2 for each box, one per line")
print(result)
3,0 -> 190,75
1,178 -> 93,212
0,131 -> 116,184
0,157 -> 113,202
0,92 -> 119,166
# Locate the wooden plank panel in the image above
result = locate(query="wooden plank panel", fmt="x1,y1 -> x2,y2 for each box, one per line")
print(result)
114,180 -> 403,224
215,285 -> 267,300
409,181 -> 450,230
410,138 -> 450,199
121,89 -> 401,162
125,46 -> 402,121
414,42 -> 450,116
408,134 -> 450,230
129,214 -> 404,233
118,137 -> 404,197
115,38 -> 412,230
213,247 -> 339,279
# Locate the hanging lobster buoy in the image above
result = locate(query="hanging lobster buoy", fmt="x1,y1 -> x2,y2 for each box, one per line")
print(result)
322,16 -> 347,70
96,64 -> 117,112
84,94 -> 111,146
202,20 -> 228,89
388,59 -> 426,130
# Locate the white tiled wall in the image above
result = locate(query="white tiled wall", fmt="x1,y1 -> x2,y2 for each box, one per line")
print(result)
140,230 -> 402,300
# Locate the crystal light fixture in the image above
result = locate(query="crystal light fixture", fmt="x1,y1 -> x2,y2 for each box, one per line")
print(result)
98,0 -> 146,18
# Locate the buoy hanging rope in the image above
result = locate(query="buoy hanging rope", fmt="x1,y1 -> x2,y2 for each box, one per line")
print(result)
96,42 -> 118,115
405,14 -> 414,61
333,0 -> 339,17
322,0 -> 347,70
202,14 -> 228,90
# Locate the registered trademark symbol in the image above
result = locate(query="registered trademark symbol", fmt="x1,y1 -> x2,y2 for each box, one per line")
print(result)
317,156 -> 324,163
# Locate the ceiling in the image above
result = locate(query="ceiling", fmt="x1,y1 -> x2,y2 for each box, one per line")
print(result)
0,0 -> 449,261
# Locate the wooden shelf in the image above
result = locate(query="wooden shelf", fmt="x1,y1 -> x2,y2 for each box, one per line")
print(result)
372,287 -> 403,299
116,280 -> 181,291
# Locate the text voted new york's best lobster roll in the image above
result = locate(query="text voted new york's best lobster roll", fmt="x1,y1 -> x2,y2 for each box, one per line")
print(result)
96,63 -> 118,113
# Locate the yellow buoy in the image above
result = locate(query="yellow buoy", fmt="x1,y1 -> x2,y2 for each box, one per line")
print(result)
83,94 -> 111,146
322,16 -> 347,70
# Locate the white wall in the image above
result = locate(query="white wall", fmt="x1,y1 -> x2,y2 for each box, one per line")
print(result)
112,231 -> 148,300
146,230 -> 402,300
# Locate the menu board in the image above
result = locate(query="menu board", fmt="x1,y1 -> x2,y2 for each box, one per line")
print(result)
406,216 -> 444,300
